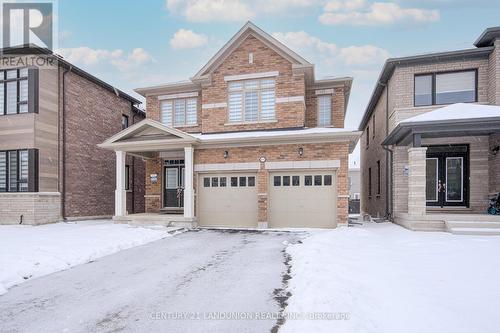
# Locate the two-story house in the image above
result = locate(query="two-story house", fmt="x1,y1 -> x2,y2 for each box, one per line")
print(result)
0,45 -> 145,225
359,27 -> 500,232
100,22 -> 361,229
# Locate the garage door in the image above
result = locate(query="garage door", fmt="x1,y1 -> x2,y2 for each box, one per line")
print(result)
198,173 -> 258,228
269,171 -> 337,228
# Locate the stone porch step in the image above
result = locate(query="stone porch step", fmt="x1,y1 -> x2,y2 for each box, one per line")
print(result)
445,220 -> 500,235
449,227 -> 500,235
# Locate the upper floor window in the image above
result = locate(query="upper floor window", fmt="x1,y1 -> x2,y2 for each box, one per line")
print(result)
0,149 -> 38,192
317,94 -> 331,127
366,126 -> 370,148
161,98 -> 197,127
414,70 -> 477,107
0,68 -> 31,115
228,78 -> 275,123
122,114 -> 129,130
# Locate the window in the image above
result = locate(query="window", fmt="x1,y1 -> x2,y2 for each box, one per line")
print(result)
368,167 -> 372,197
366,126 -> 370,148
283,176 -> 290,186
0,149 -> 37,192
220,177 -> 227,187
125,165 -> 130,190
0,67 -> 37,115
274,176 -> 281,186
211,177 -> 219,187
317,94 -> 331,126
377,160 -> 381,195
414,70 -> 477,107
324,175 -> 332,186
314,175 -> 322,186
372,115 -> 375,138
231,177 -> 238,187
160,98 -> 197,127
203,177 -> 210,187
292,176 -> 300,186
228,78 -> 275,123
122,115 -> 129,130
248,176 -> 255,187
239,176 -> 246,187
305,175 -> 312,186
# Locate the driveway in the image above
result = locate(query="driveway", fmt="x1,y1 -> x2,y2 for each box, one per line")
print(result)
0,229 -> 302,333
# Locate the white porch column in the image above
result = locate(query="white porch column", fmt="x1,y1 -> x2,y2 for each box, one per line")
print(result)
183,146 -> 195,219
115,150 -> 127,217
408,147 -> 427,217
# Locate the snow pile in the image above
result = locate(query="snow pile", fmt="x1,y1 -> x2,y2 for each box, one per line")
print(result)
281,222 -> 500,333
0,221 -> 176,295
401,103 -> 500,123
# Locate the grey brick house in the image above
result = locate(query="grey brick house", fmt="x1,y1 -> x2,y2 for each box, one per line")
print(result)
359,27 -> 500,232
0,45 -> 145,225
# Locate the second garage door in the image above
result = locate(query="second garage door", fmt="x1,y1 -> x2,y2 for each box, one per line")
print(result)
269,170 -> 337,228
198,173 -> 258,228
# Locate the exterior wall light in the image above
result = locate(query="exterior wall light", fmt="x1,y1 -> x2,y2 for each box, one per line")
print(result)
224,150 -> 229,159
298,147 -> 304,156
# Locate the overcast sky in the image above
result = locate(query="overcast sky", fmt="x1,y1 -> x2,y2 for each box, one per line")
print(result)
56,0 -> 500,167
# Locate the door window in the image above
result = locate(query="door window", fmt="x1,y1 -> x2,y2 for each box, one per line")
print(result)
426,158 -> 438,202
165,168 -> 178,189
446,157 -> 463,202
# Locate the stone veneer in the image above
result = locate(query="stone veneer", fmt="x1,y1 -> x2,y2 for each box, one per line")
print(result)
0,192 -> 61,225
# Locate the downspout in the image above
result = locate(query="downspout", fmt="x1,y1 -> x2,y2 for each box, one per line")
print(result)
131,103 -> 137,214
61,65 -> 73,220
380,82 -> 394,221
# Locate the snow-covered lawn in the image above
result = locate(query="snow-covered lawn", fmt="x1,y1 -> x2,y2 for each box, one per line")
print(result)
0,220 -> 178,295
282,222 -> 500,333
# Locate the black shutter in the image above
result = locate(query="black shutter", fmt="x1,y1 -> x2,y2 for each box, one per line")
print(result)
28,68 -> 39,114
28,149 -> 39,192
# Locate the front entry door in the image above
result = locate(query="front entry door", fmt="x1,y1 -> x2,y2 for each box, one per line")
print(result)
164,165 -> 184,208
426,145 -> 469,207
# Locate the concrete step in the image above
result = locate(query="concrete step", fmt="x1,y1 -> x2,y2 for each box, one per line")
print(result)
449,227 -> 500,236
446,221 -> 500,229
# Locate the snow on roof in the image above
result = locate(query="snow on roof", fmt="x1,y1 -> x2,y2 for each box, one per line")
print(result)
401,103 -> 500,124
191,127 -> 358,141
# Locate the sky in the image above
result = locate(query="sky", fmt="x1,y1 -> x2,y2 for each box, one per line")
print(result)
54,0 -> 500,167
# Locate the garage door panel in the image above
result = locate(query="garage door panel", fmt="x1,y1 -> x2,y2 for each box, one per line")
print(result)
269,171 -> 337,228
198,173 -> 258,228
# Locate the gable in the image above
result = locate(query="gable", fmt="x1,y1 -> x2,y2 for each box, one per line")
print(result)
192,21 -> 311,81
116,125 -> 180,143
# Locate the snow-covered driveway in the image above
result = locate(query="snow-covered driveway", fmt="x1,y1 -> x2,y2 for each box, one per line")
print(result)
0,229 -> 300,333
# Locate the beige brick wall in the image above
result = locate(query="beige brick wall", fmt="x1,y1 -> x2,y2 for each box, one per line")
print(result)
490,133 -> 500,193
0,192 -> 60,225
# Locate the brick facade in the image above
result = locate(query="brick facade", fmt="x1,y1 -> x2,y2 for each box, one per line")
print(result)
63,71 -> 145,219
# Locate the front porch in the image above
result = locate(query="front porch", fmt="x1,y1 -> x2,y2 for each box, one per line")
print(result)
98,119 -> 198,228
383,104 -> 500,232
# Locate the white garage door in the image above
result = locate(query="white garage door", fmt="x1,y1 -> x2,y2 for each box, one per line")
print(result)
269,170 -> 337,228
198,173 -> 258,228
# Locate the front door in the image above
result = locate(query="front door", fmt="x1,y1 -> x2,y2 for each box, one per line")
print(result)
164,161 -> 185,209
426,145 -> 469,207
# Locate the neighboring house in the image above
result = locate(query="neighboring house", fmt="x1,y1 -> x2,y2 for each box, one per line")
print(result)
359,27 -> 500,231
100,22 -> 360,229
0,45 -> 145,225
348,168 -> 360,214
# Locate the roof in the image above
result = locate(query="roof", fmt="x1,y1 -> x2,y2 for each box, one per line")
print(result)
474,26 -> 500,47
192,21 -> 312,81
135,21 -> 352,98
100,119 -> 361,153
401,103 -> 500,124
1,44 -> 141,105
358,46 -> 494,131
382,103 -> 500,146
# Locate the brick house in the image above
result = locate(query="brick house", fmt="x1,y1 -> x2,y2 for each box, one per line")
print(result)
0,45 -> 145,225
100,22 -> 360,228
359,27 -> 500,232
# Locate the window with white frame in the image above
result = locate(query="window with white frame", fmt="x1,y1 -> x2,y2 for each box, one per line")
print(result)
161,98 -> 197,127
317,94 -> 331,126
228,78 -> 275,123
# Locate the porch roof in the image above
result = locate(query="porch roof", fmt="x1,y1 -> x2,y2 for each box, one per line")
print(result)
382,103 -> 500,146
98,119 -> 361,155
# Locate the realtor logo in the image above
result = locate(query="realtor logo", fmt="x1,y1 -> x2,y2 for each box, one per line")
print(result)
2,1 -> 55,50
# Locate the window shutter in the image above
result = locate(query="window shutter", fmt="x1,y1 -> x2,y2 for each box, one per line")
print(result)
28,68 -> 39,114
28,149 -> 39,192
